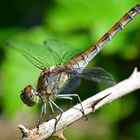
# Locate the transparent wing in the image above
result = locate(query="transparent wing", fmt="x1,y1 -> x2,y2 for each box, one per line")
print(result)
60,67 -> 115,95
67,67 -> 116,86
43,39 -> 84,67
61,77 -> 81,94
81,67 -> 116,86
6,39 -> 50,69
6,38 -> 83,69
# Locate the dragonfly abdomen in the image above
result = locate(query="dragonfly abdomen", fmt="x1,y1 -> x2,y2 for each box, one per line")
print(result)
66,4 -> 140,72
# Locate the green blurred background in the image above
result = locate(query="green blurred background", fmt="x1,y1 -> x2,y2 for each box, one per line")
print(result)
0,0 -> 140,140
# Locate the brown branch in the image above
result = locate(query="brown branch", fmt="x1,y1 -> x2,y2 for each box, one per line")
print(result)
18,68 -> 140,140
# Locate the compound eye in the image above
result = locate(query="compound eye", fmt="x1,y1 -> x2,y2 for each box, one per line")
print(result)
20,85 -> 39,107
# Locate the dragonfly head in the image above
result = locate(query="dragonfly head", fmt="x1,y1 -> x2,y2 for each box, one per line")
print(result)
20,85 -> 39,107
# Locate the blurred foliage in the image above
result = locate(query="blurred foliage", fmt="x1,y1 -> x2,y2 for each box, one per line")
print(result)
0,0 -> 140,140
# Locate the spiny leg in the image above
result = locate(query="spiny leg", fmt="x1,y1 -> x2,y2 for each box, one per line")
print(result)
47,99 -> 55,121
56,94 -> 87,120
36,96 -> 47,128
49,99 -> 64,132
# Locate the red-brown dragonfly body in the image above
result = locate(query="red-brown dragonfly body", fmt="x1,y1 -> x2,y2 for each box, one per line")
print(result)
8,4 -> 140,128
67,4 -> 140,71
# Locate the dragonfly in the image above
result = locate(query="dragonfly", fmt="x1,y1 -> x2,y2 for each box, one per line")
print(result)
6,4 -> 140,128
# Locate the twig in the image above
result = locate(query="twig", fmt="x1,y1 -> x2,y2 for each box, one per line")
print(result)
18,68 -> 140,140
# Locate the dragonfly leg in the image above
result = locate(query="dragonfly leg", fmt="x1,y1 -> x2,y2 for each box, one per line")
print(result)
36,96 -> 46,128
55,96 -> 73,109
56,94 -> 87,120
47,99 -> 54,121
49,99 -> 64,132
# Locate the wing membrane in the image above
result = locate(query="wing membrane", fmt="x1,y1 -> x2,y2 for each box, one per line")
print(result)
81,67 -> 116,86
61,77 -> 81,94
6,38 -> 83,69
67,67 -> 116,86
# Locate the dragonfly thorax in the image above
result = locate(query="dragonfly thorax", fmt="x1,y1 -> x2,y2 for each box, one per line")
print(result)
37,67 -> 69,97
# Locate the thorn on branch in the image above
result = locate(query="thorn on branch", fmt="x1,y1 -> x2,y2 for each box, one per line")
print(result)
92,92 -> 111,111
130,67 -> 138,78
52,129 -> 67,140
